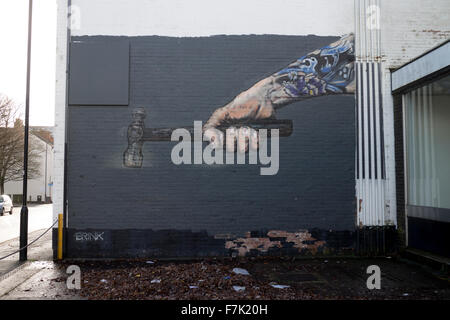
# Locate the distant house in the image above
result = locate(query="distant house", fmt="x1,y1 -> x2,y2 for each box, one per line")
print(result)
4,127 -> 54,204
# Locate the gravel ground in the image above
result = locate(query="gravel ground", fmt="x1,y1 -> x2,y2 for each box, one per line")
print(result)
56,257 -> 449,300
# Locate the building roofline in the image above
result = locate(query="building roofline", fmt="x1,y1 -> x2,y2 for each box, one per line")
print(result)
30,128 -> 54,147
391,38 -> 450,73
391,39 -> 450,93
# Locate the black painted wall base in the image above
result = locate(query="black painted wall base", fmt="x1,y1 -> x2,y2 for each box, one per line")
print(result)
355,226 -> 398,256
52,227 -> 399,259
408,217 -> 449,258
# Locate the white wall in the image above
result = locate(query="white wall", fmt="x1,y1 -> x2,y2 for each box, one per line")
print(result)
70,0 -> 355,37
381,0 -> 450,69
53,0 -> 68,222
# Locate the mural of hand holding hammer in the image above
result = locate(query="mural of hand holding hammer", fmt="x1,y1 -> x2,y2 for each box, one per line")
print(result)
203,33 -> 355,151
124,34 -> 355,168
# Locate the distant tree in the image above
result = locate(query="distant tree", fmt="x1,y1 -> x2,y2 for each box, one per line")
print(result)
0,94 -> 43,194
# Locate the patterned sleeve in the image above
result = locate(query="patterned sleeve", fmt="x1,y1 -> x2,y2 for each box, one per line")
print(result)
272,34 -> 355,100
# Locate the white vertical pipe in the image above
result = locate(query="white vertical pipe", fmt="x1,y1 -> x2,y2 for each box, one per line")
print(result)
363,62 -> 370,224
374,63 -> 383,224
355,0 -> 387,227
358,63 -> 364,223
368,63 -> 374,224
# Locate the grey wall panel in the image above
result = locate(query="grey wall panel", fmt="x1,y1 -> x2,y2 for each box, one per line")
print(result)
67,35 -> 355,248
68,39 -> 130,105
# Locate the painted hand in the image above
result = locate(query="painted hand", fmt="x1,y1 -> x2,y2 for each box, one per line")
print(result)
203,78 -> 276,153
203,33 -> 355,152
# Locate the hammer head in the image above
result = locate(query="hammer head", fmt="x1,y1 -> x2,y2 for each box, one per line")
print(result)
123,108 -> 146,168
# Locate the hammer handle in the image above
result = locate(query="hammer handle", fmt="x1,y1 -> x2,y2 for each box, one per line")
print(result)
142,119 -> 293,141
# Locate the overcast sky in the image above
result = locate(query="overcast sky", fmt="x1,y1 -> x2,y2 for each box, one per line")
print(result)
0,0 -> 56,126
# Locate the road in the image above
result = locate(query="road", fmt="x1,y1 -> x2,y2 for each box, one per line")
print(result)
0,204 -> 53,244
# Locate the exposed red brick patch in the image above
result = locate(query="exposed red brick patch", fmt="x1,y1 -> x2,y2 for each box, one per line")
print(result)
226,230 -> 326,256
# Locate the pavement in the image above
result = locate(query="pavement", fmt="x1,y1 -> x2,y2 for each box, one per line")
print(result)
0,261 -> 81,300
0,204 -> 54,276
0,228 -> 81,300
0,228 -> 61,300
0,204 -> 73,300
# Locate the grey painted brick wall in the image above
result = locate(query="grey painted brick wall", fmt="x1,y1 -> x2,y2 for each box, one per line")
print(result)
66,35 -> 355,257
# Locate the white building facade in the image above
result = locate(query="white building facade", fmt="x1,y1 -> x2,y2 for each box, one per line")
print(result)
4,129 -> 54,203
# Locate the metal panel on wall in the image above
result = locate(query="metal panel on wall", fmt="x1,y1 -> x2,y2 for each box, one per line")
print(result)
68,40 -> 130,106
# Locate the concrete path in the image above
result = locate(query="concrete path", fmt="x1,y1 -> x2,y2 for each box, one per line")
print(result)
0,261 -> 81,300
0,203 -> 54,277
0,211 -> 62,299
0,229 -> 81,300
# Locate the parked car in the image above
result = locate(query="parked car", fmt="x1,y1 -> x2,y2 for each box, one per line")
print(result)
0,195 -> 13,215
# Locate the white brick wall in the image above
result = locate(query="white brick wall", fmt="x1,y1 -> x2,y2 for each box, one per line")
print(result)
381,0 -> 450,68
53,0 -> 68,223
70,0 -> 355,37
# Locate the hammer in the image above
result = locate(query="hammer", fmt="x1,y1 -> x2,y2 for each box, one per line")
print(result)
123,108 -> 293,168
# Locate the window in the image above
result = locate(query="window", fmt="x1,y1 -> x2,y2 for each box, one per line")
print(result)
404,75 -> 450,209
